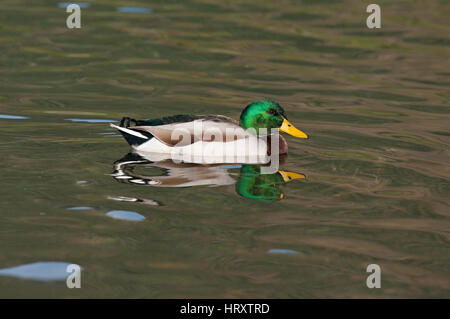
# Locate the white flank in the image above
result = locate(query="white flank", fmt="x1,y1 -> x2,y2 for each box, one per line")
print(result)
133,137 -> 269,164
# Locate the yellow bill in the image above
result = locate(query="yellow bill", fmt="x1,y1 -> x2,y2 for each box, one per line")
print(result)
278,170 -> 306,183
279,117 -> 308,139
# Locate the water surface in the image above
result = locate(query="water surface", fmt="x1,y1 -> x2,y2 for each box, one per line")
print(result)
0,0 -> 449,298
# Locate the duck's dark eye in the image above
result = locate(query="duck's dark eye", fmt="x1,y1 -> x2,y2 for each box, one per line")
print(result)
267,109 -> 277,115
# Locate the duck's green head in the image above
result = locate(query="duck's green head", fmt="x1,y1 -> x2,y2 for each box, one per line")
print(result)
239,99 -> 308,138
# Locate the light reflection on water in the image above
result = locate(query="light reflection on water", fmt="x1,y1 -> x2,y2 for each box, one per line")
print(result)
267,249 -> 299,255
58,3 -> 91,9
0,0 -> 449,298
65,118 -> 116,123
0,114 -> 29,119
66,206 -> 94,211
106,210 -> 146,222
0,262 -> 79,282
116,7 -> 152,14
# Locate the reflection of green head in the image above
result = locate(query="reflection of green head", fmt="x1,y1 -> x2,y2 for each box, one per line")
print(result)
236,165 -> 284,201
235,165 -> 305,201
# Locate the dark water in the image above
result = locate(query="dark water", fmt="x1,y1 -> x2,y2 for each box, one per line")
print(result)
0,0 -> 449,298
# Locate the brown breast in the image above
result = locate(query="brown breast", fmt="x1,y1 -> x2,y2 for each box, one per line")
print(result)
267,134 -> 288,156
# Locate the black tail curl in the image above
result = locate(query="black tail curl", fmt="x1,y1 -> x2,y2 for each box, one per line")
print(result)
119,117 -> 138,128
116,117 -> 154,147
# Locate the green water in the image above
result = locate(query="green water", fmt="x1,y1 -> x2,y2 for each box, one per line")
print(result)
0,0 -> 449,298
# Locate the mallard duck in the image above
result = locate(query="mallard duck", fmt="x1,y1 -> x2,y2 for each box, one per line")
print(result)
110,99 -> 308,163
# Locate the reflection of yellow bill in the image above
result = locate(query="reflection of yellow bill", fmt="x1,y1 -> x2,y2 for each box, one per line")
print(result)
278,170 -> 306,183
279,117 -> 308,139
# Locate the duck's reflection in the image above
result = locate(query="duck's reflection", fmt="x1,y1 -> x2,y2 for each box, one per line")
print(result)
110,152 -> 305,201
236,164 -> 305,201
